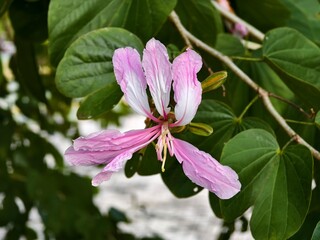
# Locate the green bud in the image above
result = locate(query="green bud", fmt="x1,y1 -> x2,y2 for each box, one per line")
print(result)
188,122 -> 213,136
201,71 -> 227,93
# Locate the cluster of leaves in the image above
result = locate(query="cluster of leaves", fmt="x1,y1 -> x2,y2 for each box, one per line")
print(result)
2,0 -> 320,239
50,0 -> 320,239
0,0 -> 164,239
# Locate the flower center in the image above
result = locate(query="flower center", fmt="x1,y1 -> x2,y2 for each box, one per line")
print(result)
156,121 -> 174,172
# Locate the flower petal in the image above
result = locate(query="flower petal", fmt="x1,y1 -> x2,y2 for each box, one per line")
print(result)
91,148 -> 136,186
113,47 -> 152,118
172,49 -> 202,126
65,126 -> 160,166
172,138 -> 241,199
142,38 -> 172,117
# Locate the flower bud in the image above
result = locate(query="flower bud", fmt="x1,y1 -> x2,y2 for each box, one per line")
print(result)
201,71 -> 227,93
188,122 -> 213,136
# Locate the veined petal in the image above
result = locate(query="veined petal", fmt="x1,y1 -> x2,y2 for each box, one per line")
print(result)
172,138 -> 241,199
113,47 -> 152,118
172,49 -> 202,126
91,128 -> 161,186
142,38 -> 172,117
73,126 -> 160,151
65,126 -> 160,166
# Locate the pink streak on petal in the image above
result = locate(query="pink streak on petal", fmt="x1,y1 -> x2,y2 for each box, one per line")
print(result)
113,47 -> 152,118
172,49 -> 202,126
142,38 -> 172,117
73,125 -> 160,151
172,138 -> 241,199
91,129 -> 161,186
65,126 -> 160,166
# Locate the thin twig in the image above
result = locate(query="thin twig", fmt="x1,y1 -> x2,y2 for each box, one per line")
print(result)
269,93 -> 313,119
169,11 -> 320,161
211,0 -> 265,42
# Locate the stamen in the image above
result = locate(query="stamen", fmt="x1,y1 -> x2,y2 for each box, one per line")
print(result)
161,143 -> 167,172
155,121 -> 171,172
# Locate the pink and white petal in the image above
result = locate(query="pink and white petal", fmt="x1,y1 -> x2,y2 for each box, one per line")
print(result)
65,127 -> 160,167
172,49 -> 202,126
113,47 -> 151,118
142,38 -> 172,117
64,146 -> 119,166
91,129 -> 161,186
73,126 -> 160,151
172,138 -> 241,199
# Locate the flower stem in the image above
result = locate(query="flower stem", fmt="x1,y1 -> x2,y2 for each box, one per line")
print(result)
281,137 -> 297,152
285,119 -> 315,126
231,56 -> 263,62
238,95 -> 259,120
269,93 -> 313,118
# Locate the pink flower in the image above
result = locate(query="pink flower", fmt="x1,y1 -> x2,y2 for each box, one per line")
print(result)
65,39 -> 241,199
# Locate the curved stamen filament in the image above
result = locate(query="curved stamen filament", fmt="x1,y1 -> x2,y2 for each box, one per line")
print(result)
156,121 -> 174,172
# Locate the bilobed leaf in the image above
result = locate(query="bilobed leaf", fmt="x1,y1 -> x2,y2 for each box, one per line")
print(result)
77,82 -> 122,119
263,27 -> 320,110
218,129 -> 313,240
175,0 -> 223,46
48,0 -> 177,66
56,28 -> 143,99
190,99 -> 273,158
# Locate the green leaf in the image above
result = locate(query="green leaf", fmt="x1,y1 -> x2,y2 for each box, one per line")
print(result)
56,27 -> 143,99
219,129 -> 313,240
48,0 -> 177,66
13,37 -> 47,103
175,0 -> 223,46
215,34 -> 245,56
190,99 -> 273,158
280,0 -> 320,45
249,61 -> 294,116
263,27 -> 320,110
137,145 -> 162,176
312,221 -> 320,240
77,82 -> 122,119
125,144 -> 162,177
